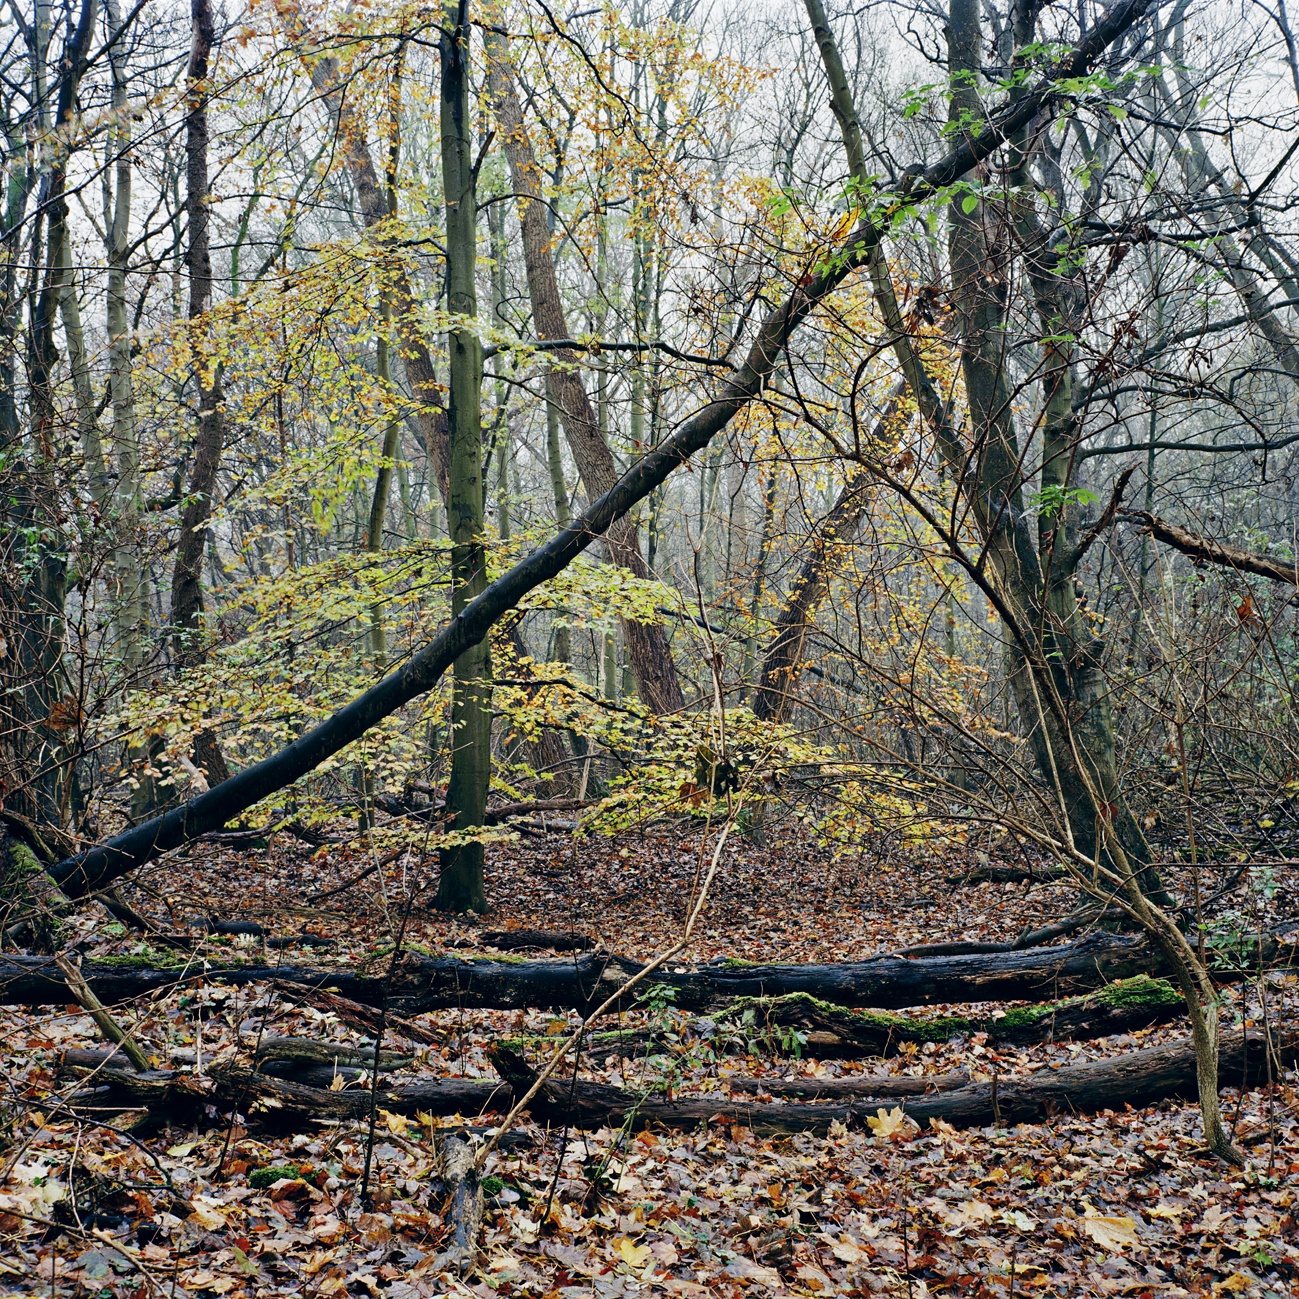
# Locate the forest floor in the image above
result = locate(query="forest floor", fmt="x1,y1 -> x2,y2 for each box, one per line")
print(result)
2,821 -> 1298,1298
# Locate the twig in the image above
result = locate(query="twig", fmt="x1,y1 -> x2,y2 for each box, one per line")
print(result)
53,954 -> 151,1072
476,810 -> 741,1170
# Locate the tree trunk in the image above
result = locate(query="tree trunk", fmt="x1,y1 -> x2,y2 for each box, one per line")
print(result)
484,32 -> 684,716
434,2 -> 490,914
753,385 -> 905,723
802,0 -> 1162,895
169,0 -> 230,789
3,0 -> 94,829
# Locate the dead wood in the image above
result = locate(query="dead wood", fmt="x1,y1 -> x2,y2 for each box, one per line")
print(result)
578,978 -> 1184,1061
268,979 -> 441,1045
54,955 -> 151,1072
58,1059 -> 513,1125
488,1026 -> 1299,1135
7,927 -> 1292,1014
441,1136 -> 482,1277
252,1037 -> 414,1073
1119,510 -> 1299,586
946,862 -> 1066,885
730,1072 -> 973,1099
480,928 -> 595,952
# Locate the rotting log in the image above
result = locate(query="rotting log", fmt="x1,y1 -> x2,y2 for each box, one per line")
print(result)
730,1072 -> 972,1100
441,1136 -> 482,1277
489,1026 -> 1299,1135
57,1024 -> 1296,1140
269,979 -> 441,1045
7,927 -> 1294,1014
253,1037 -> 415,1073
585,977 -> 1186,1059
58,1059 -> 513,1125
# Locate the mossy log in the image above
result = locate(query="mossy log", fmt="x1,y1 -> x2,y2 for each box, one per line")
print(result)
6,928 -> 1293,1014
489,1026 -> 1299,1136
585,977 -> 1186,1060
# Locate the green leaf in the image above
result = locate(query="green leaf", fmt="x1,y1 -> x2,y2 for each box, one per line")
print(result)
961,194 -> 979,214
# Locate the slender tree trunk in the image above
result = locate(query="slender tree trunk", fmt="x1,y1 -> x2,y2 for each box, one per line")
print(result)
4,0 -> 95,827
753,385 -> 905,723
435,2 -> 490,914
484,33 -> 684,716
364,42 -> 406,669
168,0 -> 230,788
802,0 -> 1162,895
281,3 -> 450,499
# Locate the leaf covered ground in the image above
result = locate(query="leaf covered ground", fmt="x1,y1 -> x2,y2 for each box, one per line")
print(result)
2,825 -> 1297,1298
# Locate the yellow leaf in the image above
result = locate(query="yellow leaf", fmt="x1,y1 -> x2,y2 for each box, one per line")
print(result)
302,1249 -> 336,1275
943,1200 -> 997,1229
866,1105 -> 907,1137
1217,1274 -> 1255,1293
616,1237 -> 652,1268
380,1109 -> 408,1135
1081,1214 -> 1140,1251
831,1236 -> 866,1263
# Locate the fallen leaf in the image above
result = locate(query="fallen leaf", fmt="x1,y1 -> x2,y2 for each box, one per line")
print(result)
616,1237 -> 652,1268
1081,1214 -> 1139,1251
867,1106 -> 908,1137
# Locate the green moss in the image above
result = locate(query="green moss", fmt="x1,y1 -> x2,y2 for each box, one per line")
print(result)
481,1175 -> 504,1195
249,1166 -> 305,1188
1094,975 -> 1180,1009
468,950 -> 531,965
92,950 -> 192,970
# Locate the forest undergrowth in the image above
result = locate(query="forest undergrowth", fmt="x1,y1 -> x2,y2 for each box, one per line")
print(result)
2,824 -> 1297,1298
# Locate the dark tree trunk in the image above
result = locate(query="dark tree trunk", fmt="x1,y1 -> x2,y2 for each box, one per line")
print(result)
488,1026 -> 1296,1135
0,0 -> 96,828
434,0 -> 490,914
169,0 -> 230,788
6,929 -> 1294,1013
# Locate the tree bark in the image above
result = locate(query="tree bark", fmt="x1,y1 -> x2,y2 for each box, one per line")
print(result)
1119,510 -> 1299,586
6,929 -> 1294,1013
488,1025 -> 1296,1135
434,2 -> 491,914
484,31 -> 685,715
169,0 -> 231,788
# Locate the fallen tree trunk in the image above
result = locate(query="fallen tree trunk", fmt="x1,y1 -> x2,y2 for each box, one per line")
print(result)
489,1026 -> 1297,1135
586,976 -> 1186,1059
59,1059 -> 513,1125
58,1022 -> 1294,1139
7,927 -> 1292,1013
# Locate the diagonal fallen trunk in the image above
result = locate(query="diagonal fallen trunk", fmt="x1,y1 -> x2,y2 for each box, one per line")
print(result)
6,928 -> 1292,1013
